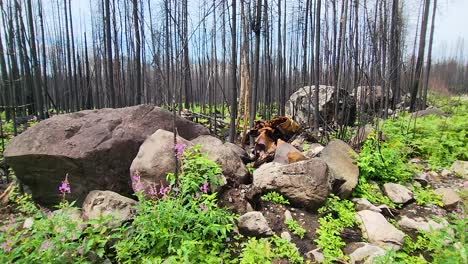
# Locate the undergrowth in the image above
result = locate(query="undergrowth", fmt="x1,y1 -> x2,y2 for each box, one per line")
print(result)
261,191 -> 290,205
238,236 -> 303,264
285,219 -> 306,239
315,195 -> 356,263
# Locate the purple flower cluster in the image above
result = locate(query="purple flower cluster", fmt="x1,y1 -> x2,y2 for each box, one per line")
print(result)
200,182 -> 209,194
59,174 -> 71,195
174,143 -> 186,159
131,173 -> 144,192
1,240 -> 12,253
39,241 -> 53,252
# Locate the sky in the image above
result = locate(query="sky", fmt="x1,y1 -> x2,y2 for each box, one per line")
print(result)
67,0 -> 468,61
431,0 -> 468,60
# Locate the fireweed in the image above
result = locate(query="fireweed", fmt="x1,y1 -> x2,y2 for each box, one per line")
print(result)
0,178 -> 119,263
114,145 -> 235,263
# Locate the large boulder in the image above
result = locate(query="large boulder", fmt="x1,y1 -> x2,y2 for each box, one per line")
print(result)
355,86 -> 393,113
191,135 -> 250,185
130,130 -> 193,193
253,159 -> 331,209
82,190 -> 137,228
356,210 -> 405,250
285,85 -> 356,127
4,105 -> 209,207
319,139 -> 359,198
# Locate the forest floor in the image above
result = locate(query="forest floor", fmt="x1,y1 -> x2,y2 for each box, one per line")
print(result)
0,94 -> 467,263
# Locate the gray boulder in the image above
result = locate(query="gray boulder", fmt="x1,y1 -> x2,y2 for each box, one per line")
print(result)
320,139 -> 359,198
346,242 -> 386,264
130,129 -> 193,193
82,190 -> 137,228
4,105 -> 208,207
238,211 -> 273,237
383,183 -> 413,204
302,143 -> 324,159
356,210 -> 405,250
451,160 -> 468,178
355,86 -> 393,113
398,215 -> 447,233
410,107 -> 448,118
253,159 -> 331,209
434,188 -> 462,209
285,85 -> 356,126
191,135 -> 250,185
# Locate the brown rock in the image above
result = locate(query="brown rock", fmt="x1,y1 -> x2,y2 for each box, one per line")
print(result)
82,190 -> 137,228
191,135 -> 250,185
320,139 -> 359,199
131,129 -> 193,192
253,159 -> 331,209
434,188 -> 462,209
4,105 -> 208,207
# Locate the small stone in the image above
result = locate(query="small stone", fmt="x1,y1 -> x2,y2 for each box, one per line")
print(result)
383,183 -> 413,204
434,188 -> 462,209
440,169 -> 452,177
284,210 -> 293,221
306,248 -> 324,263
352,198 -> 382,213
348,242 -> 386,264
427,171 -> 441,182
398,215 -> 447,233
23,217 -> 34,229
451,161 -> 468,178
356,210 -> 405,250
281,231 -> 292,242
238,211 -> 273,237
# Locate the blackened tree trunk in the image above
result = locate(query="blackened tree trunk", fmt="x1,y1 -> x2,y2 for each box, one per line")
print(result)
422,0 -> 437,108
133,0 -> 142,104
228,0 -> 238,143
314,0 -> 321,131
409,0 -> 430,112
105,0 -> 115,107
26,0 -> 44,119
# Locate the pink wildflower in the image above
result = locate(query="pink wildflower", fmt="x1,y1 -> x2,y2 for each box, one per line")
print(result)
77,246 -> 83,255
200,204 -> 208,212
200,182 -> 208,194
1,240 -> 12,253
131,173 -> 144,192
174,143 -> 186,159
59,174 -> 71,194
39,241 -> 52,252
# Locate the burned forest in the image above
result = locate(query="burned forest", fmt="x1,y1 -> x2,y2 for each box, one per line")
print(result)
0,0 -> 467,263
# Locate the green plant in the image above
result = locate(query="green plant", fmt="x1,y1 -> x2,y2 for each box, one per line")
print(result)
357,130 -> 413,183
376,206 -> 467,264
353,176 -> 396,208
285,219 -> 306,239
115,146 -> 235,263
261,191 -> 290,205
412,183 -> 443,207
0,191 -> 117,264
315,195 -> 356,263
239,236 -> 303,264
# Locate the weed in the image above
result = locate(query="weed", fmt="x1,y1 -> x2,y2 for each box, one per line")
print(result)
315,195 -> 356,263
285,219 -> 306,239
261,191 -> 290,205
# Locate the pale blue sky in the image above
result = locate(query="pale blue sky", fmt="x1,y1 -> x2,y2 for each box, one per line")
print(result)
66,0 -> 468,60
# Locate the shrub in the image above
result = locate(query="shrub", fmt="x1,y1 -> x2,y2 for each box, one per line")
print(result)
114,146 -> 235,263
285,219 -> 306,239
261,191 -> 290,205
239,236 -> 303,264
315,195 -> 356,263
